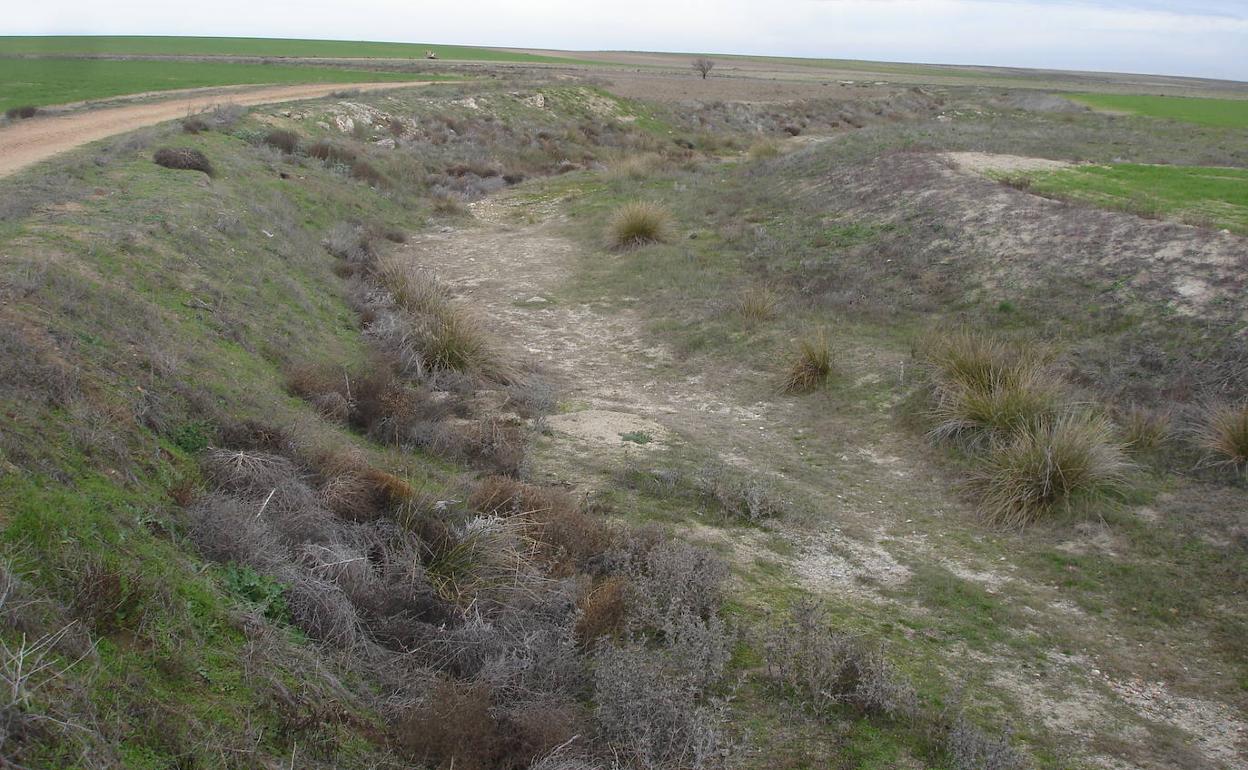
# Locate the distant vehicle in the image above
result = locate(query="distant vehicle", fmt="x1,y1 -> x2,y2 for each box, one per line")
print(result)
425,50 -> 439,59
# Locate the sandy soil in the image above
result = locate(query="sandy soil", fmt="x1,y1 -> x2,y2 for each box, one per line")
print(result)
944,151 -> 1074,175
0,81 -> 431,178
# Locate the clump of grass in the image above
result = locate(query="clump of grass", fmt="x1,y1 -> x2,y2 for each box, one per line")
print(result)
747,139 -> 781,161
738,285 -> 777,323
923,329 -> 1060,447
608,201 -> 672,249
604,154 -> 664,181
262,128 -> 300,154
1118,405 -> 1171,455
971,413 -> 1130,528
153,147 -> 213,176
1197,402 -> 1248,477
782,328 -> 832,394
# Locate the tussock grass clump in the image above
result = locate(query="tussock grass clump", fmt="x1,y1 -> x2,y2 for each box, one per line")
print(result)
971,413 -> 1130,528
262,128 -> 300,154
604,154 -> 664,181
737,285 -> 778,323
747,139 -> 781,161
153,147 -> 213,176
1119,405 -> 1171,455
1197,402 -> 1248,476
782,328 -> 832,394
923,329 -> 1060,446
608,201 -> 672,249
376,260 -> 499,375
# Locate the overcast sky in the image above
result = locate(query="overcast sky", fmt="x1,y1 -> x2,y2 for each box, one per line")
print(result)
8,0 -> 1248,81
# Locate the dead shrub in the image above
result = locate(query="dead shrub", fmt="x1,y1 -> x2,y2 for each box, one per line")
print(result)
350,158 -> 387,187
262,128 -> 301,154
397,679 -> 501,770
71,558 -> 143,633
763,599 -> 918,720
575,576 -> 627,645
5,105 -> 38,120
454,416 -> 528,476
322,222 -> 379,271
153,147 -> 214,176
782,328 -> 832,394
502,700 -> 588,767
181,116 -> 209,134
608,202 -> 672,249
307,139 -> 358,165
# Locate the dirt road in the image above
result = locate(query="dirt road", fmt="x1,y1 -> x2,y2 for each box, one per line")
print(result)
0,81 -> 429,178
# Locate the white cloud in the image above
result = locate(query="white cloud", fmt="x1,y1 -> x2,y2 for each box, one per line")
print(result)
6,0 -> 1247,80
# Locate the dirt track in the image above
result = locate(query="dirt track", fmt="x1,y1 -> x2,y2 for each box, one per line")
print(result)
0,81 -> 430,178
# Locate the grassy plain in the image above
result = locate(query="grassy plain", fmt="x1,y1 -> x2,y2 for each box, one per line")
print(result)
1068,92 -> 1248,128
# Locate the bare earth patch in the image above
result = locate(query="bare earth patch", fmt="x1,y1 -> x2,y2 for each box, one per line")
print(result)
944,151 -> 1074,175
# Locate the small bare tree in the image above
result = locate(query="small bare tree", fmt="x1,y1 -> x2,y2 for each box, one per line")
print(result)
692,58 -> 714,79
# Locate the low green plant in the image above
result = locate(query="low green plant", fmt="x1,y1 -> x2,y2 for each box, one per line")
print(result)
222,564 -> 290,623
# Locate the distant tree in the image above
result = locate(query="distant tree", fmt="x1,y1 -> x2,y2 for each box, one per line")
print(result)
692,58 -> 714,79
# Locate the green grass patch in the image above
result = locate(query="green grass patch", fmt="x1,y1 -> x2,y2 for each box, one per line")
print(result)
1067,93 -> 1248,128
0,57 -> 441,110
1006,162 -> 1248,234
0,35 -> 593,64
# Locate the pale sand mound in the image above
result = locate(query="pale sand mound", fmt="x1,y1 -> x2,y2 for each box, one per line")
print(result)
945,151 -> 1073,175
545,409 -> 669,451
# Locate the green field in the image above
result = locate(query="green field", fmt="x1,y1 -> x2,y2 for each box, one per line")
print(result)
0,57 -> 442,111
1011,162 -> 1248,233
0,35 -> 583,63
1068,92 -> 1248,128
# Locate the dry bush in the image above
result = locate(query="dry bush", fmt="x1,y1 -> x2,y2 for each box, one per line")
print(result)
398,679 -> 501,770
593,640 -> 729,770
763,599 -> 917,720
694,464 -> 784,523
262,129 -> 301,154
1197,402 -> 1248,477
281,570 -> 362,646
782,328 -> 832,394
575,576 -> 628,646
604,154 -> 664,181
470,476 -> 613,571
944,714 -> 1029,770
608,202 -> 672,249
188,494 -> 282,567
323,222 -> 379,272
971,413 -> 1130,528
350,158 -> 387,187
181,116 -> 209,134
307,140 -> 358,165
737,285 -> 777,323
5,106 -> 38,120
201,448 -> 300,495
614,536 -> 728,629
71,558 -> 143,633
152,147 -> 213,176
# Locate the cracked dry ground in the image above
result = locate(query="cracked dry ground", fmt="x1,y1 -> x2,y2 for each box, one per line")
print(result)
394,193 -> 1247,769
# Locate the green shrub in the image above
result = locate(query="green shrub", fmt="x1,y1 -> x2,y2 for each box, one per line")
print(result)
608,201 -> 672,249
971,413 -> 1129,527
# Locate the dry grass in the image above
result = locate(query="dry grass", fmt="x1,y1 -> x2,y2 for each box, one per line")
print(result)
181,116 -> 209,134
575,575 -> 628,646
747,140 -> 781,161
923,330 -> 1061,447
1197,402 -> 1248,476
1119,405 -> 1172,455
970,413 -> 1130,528
604,154 -> 664,181
608,202 -> 673,249
307,139 -> 358,165
782,328 -> 832,394
737,285 -> 778,323
152,147 -> 213,176
350,158 -> 388,187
